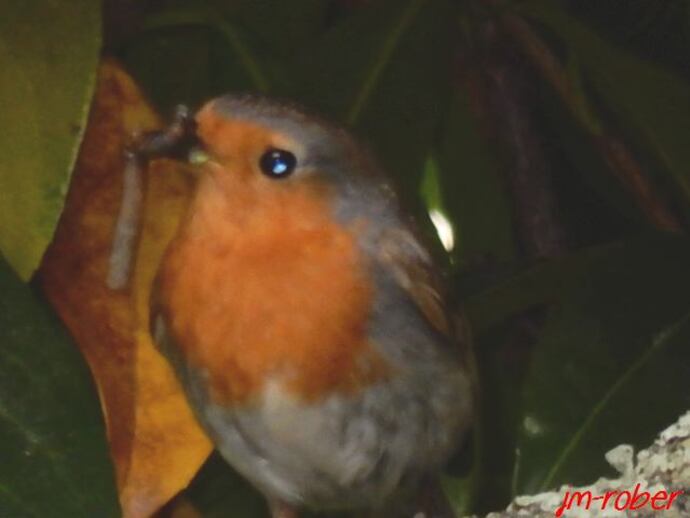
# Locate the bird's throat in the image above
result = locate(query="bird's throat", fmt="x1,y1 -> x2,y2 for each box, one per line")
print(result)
156,174 -> 389,405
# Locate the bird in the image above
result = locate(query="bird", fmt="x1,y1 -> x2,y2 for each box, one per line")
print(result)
146,94 -> 474,518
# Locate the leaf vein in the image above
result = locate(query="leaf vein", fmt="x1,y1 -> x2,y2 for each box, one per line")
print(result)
540,309 -> 690,490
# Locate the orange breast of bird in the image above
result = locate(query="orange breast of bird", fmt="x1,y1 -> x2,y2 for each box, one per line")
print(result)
155,119 -> 389,406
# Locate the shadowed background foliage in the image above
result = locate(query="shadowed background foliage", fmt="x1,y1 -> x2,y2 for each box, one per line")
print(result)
1,0 -> 689,516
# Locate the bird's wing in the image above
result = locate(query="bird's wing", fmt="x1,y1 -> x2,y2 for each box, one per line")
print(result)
375,226 -> 451,338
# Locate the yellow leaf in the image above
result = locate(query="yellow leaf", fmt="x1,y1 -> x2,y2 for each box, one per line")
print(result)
40,60 -> 212,518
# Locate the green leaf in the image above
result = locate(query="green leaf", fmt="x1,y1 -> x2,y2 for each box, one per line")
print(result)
123,20 -> 266,114
140,9 -> 270,94
0,257 -> 119,517
288,0 -> 455,215
342,0 -> 428,128
535,72 -> 647,228
132,0 -> 330,100
229,0 -> 328,60
520,0 -> 690,205
123,25 -> 212,112
0,0 -> 101,280
565,0 -> 690,77
435,88 -> 516,268
512,234 -> 690,493
464,241 -> 617,333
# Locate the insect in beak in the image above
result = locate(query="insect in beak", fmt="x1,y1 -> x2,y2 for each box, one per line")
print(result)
107,105 -> 209,291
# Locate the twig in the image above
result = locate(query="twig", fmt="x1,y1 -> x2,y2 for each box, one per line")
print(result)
468,20 -> 568,259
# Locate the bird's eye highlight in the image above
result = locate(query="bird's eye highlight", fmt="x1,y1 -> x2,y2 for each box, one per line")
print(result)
259,149 -> 297,178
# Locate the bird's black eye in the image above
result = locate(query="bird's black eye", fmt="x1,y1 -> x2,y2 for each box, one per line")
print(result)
259,148 -> 297,178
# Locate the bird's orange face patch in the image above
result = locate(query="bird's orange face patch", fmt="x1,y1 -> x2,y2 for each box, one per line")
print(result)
194,102 -> 301,180
156,107 -> 389,405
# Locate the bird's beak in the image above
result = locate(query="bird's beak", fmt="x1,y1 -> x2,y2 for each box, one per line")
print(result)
131,105 -> 203,165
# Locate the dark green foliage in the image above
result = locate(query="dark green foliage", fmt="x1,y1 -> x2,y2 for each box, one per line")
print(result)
2,0 -> 690,515
0,258 -> 120,517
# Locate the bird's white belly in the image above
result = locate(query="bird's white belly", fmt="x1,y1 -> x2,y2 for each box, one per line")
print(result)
190,371 -> 470,511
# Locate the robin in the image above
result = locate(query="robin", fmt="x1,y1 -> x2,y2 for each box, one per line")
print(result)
146,95 -> 474,518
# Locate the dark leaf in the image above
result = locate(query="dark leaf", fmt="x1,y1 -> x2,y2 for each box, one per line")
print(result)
183,452 -> 266,518
288,0 -> 455,216
564,0 -> 690,78
229,0 -> 329,59
464,242 -> 616,333
0,257 -> 119,517
123,7 -> 269,113
535,75 -> 647,233
512,234 -> 690,493
143,8 -> 270,92
520,0 -> 690,206
434,87 -> 516,268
